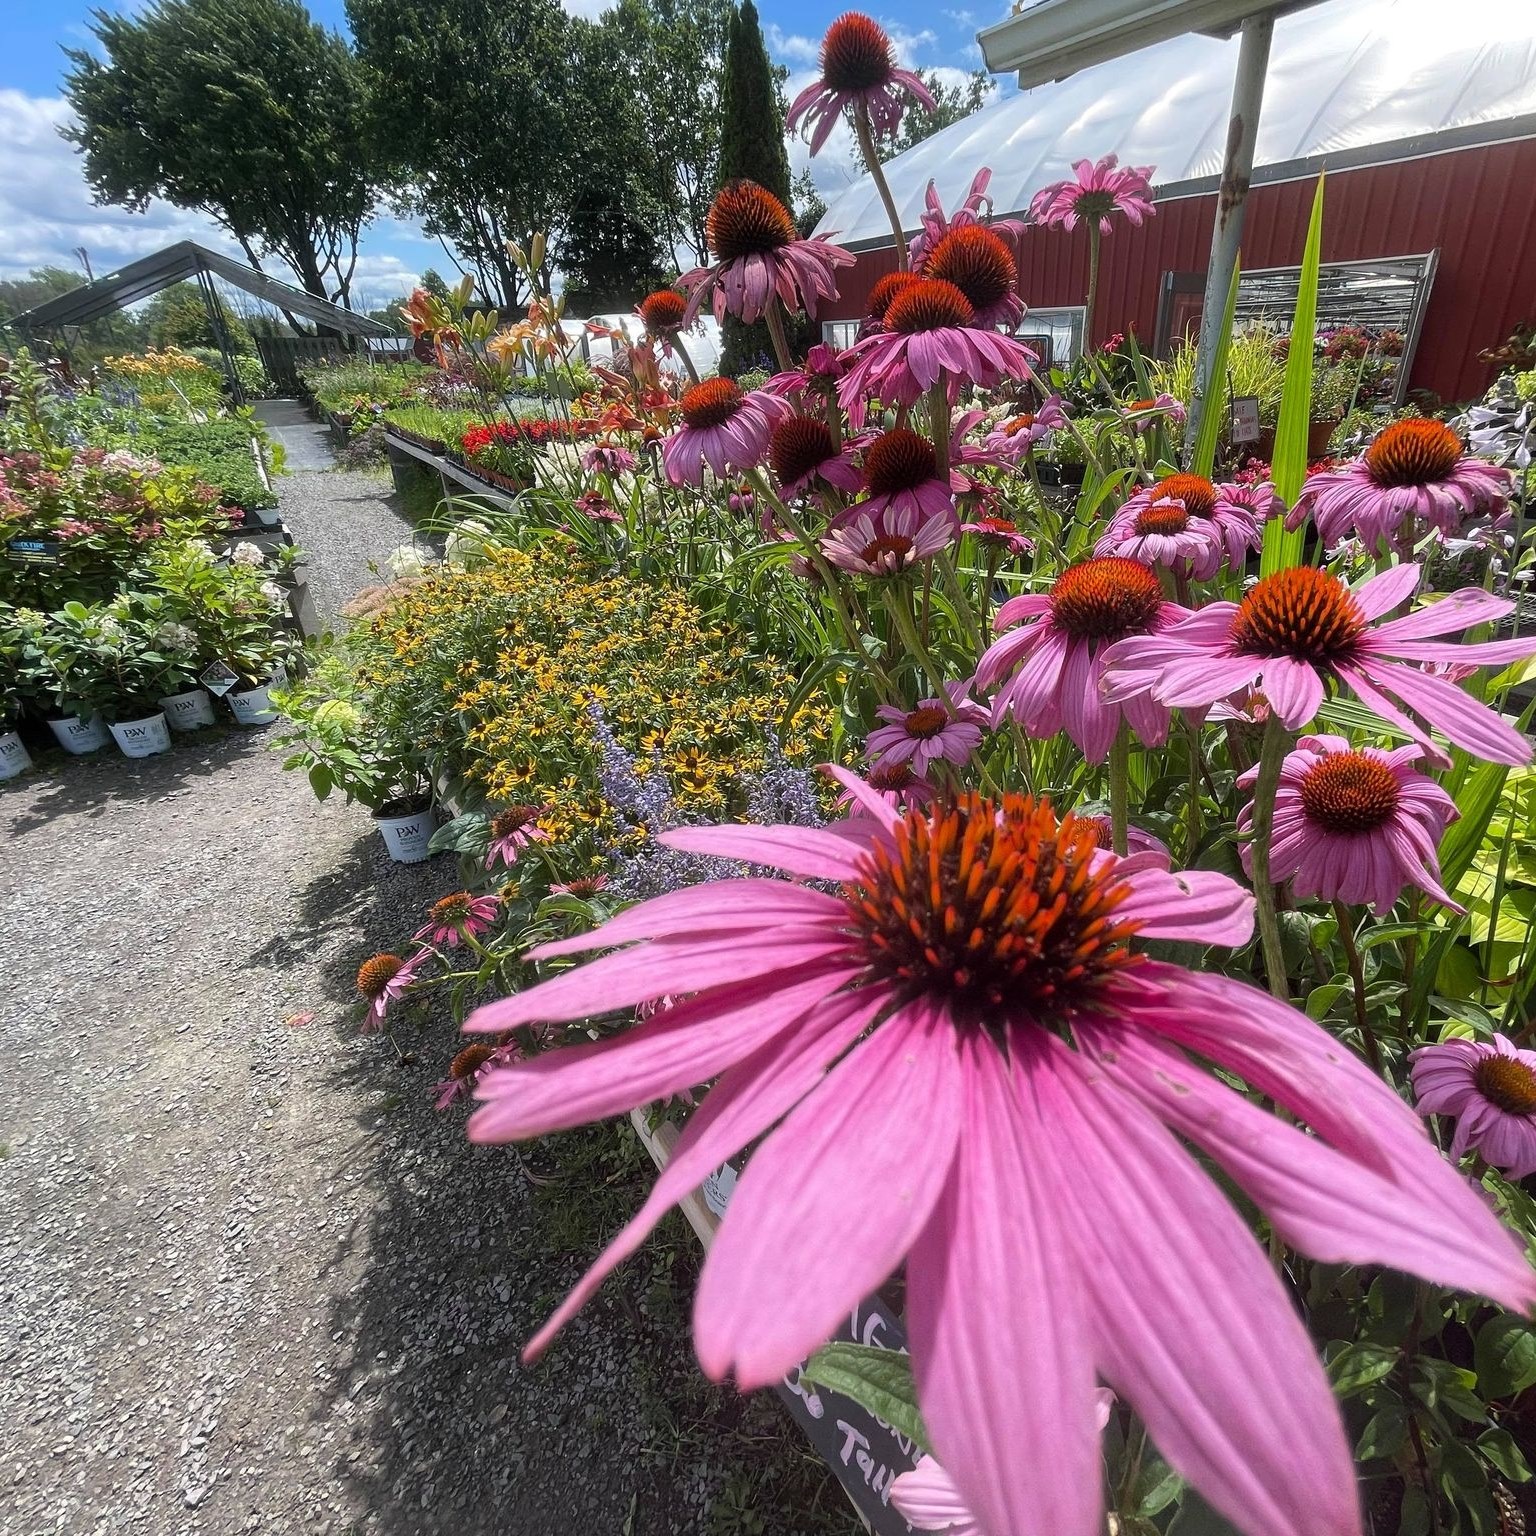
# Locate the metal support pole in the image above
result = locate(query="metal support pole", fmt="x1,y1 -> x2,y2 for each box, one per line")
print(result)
196,263 -> 246,407
1186,10 -> 1274,462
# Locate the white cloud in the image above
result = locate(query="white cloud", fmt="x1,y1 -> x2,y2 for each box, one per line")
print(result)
766,25 -> 821,66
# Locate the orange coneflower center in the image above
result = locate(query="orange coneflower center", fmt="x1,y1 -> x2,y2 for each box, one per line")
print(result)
1134,500 -> 1190,536
859,532 -> 916,565
821,11 -> 896,93
1002,414 -> 1038,436
1364,419 -> 1463,488
681,377 -> 746,430
885,278 -> 975,335
868,270 -> 920,323
492,805 -> 541,838
903,705 -> 950,738
867,759 -> 920,790
1297,752 -> 1401,833
1149,473 -> 1217,519
450,1043 -> 498,1081
431,892 -> 473,925
708,180 -> 797,262
972,515 -> 1022,542
926,225 -> 1017,313
356,953 -> 404,999
1232,567 -> 1366,663
770,415 -> 838,486
847,794 -> 1142,1010
865,427 -> 938,494
1048,557 -> 1164,641
1475,1055 -> 1536,1116
638,289 -> 687,333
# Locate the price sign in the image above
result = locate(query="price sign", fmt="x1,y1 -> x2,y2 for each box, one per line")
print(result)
200,660 -> 240,697
1230,394 -> 1262,444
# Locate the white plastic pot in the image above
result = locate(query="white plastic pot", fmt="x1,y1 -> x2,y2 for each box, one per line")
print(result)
109,712 -> 173,758
47,714 -> 109,755
227,684 -> 278,726
0,729 -> 33,780
375,805 -> 436,863
158,688 -> 217,731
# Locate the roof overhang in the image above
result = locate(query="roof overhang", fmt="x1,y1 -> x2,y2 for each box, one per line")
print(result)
978,0 -> 1319,85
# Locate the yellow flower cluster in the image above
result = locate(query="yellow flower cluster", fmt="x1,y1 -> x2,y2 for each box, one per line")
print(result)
102,347 -> 219,379
355,542 -> 831,851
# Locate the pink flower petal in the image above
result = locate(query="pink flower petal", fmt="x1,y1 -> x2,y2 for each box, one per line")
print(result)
1352,562 -> 1422,620
1116,867 -> 1254,946
659,823 -> 873,881
890,1457 -> 983,1535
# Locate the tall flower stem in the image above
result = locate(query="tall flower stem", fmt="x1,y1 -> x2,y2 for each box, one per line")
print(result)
671,337 -> 701,386
885,584 -> 951,702
1083,224 -> 1102,352
926,382 -> 951,476
762,299 -> 795,374
1107,721 -> 1131,856
1249,713 -> 1294,1001
853,101 -> 908,268
1333,901 -> 1382,1072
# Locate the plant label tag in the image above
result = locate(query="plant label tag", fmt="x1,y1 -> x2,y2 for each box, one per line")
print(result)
6,537 -> 61,564
200,660 -> 240,697
1230,394 -> 1261,444
701,1162 -> 737,1219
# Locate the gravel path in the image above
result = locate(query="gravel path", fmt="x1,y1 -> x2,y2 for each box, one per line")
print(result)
1,446 -> 852,1536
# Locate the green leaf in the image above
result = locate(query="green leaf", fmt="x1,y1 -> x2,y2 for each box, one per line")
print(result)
1261,172 -> 1326,576
800,1343 -> 931,1453
1356,1405 -> 1409,1461
307,763 -> 333,801
1328,1339 -> 1399,1395
1478,1427 -> 1532,1482
1441,760 -> 1512,891
1474,1314 -> 1536,1399
1397,1485 -> 1431,1536
1188,258 -> 1241,480
1134,1457 -> 1185,1516
427,810 -> 489,856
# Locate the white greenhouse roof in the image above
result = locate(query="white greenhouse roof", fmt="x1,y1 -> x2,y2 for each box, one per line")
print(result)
815,0 -> 1536,250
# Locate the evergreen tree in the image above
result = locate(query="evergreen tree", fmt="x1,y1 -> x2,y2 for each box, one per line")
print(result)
716,0 -> 793,374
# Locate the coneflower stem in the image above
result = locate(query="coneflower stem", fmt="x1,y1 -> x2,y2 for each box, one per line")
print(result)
1108,722 -> 1131,856
1083,224 -> 1102,352
927,382 -> 951,476
763,299 -> 794,374
854,102 -> 908,269
1333,901 -> 1382,1072
1250,713 -> 1293,1001
671,336 -> 701,385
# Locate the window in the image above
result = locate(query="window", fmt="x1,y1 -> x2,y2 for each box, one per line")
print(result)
821,319 -> 861,348
1017,306 -> 1085,367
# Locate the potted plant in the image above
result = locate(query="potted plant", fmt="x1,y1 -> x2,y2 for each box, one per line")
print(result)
15,604 -> 112,755
274,681 -> 436,861
0,613 -> 35,779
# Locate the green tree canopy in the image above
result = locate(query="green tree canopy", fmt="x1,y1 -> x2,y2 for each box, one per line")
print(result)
62,0 -> 376,304
141,283 -> 254,354
855,69 -> 996,172
718,0 -> 792,202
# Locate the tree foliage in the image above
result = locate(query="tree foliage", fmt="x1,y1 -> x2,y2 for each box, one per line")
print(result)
855,69 -> 995,172
142,283 -> 254,354
717,0 -> 792,202
61,0 -> 375,303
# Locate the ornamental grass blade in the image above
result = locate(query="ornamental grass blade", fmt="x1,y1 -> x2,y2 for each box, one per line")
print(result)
1261,173 -> 1327,575
1188,260 -> 1241,480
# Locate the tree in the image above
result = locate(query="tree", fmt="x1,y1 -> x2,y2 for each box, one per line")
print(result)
62,0 -> 376,305
141,283 -> 254,353
854,69 -> 995,172
792,169 -> 828,240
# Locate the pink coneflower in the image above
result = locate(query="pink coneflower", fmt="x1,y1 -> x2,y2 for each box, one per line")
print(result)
1124,392 -> 1187,432
661,378 -> 789,487
1290,418 -> 1512,554
976,557 -> 1185,762
961,514 -> 1033,555
837,758 -> 935,815
920,223 -> 1024,330
840,427 -> 959,529
907,167 -> 1028,273
768,415 -> 863,496
434,1042 -> 502,1111
1078,816 -> 1169,861
574,491 -> 621,523
581,442 -> 636,476
417,891 -> 501,947
786,12 -> 937,155
1030,154 -> 1157,233
551,874 -> 612,899
821,501 -> 954,576
1100,564 -> 1536,767
893,1391 -> 1117,1535
636,289 -> 687,338
865,271 -> 921,329
1236,734 -> 1461,913
678,180 -> 852,325
868,684 -> 985,774
1102,473 -> 1269,578
355,950 -> 427,1031
1412,1034 -> 1536,1178
487,805 -> 550,869
463,780 -> 1532,1536
838,280 -> 1038,410
981,395 -> 1067,464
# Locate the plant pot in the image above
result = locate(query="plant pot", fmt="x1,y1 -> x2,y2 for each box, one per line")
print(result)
158,688 -> 217,731
374,801 -> 437,863
47,713 -> 110,755
1057,463 -> 1086,488
1308,416 -> 1341,459
0,729 -> 33,781
108,712 -> 173,758
227,684 -> 278,726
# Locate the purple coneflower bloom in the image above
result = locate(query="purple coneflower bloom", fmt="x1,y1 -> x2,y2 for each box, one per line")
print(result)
1290,418 -> 1512,555
821,501 -> 954,576
355,950 -> 428,1032
1236,734 -> 1461,913
433,1042 -> 503,1110
837,758 -> 935,816
1100,564 -> 1536,767
574,491 -> 621,523
1124,392 -> 1187,432
977,557 -> 1186,762
1102,473 -> 1268,578
835,427 -> 959,530
417,891 -> 501,948
581,442 -> 636,476
907,167 -> 1027,272
661,379 -> 788,487
1030,153 -> 1157,233
463,778 -> 1532,1536
980,395 -> 1067,464
961,514 -> 1033,556
1412,1033 -> 1536,1178
678,180 -> 852,325
768,415 -> 863,497
838,280 -> 1037,411
918,222 -> 1026,330
487,805 -> 550,869
551,874 -> 612,898
786,12 -> 936,156
867,683 -> 985,774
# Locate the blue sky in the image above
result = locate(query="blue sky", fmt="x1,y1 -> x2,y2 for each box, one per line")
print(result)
0,0 -> 994,299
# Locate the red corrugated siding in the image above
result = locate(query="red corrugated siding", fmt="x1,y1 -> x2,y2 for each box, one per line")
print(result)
823,138 -> 1536,403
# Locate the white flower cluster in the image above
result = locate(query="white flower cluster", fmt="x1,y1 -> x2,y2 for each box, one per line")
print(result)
230,541 -> 266,567
155,621 -> 199,654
